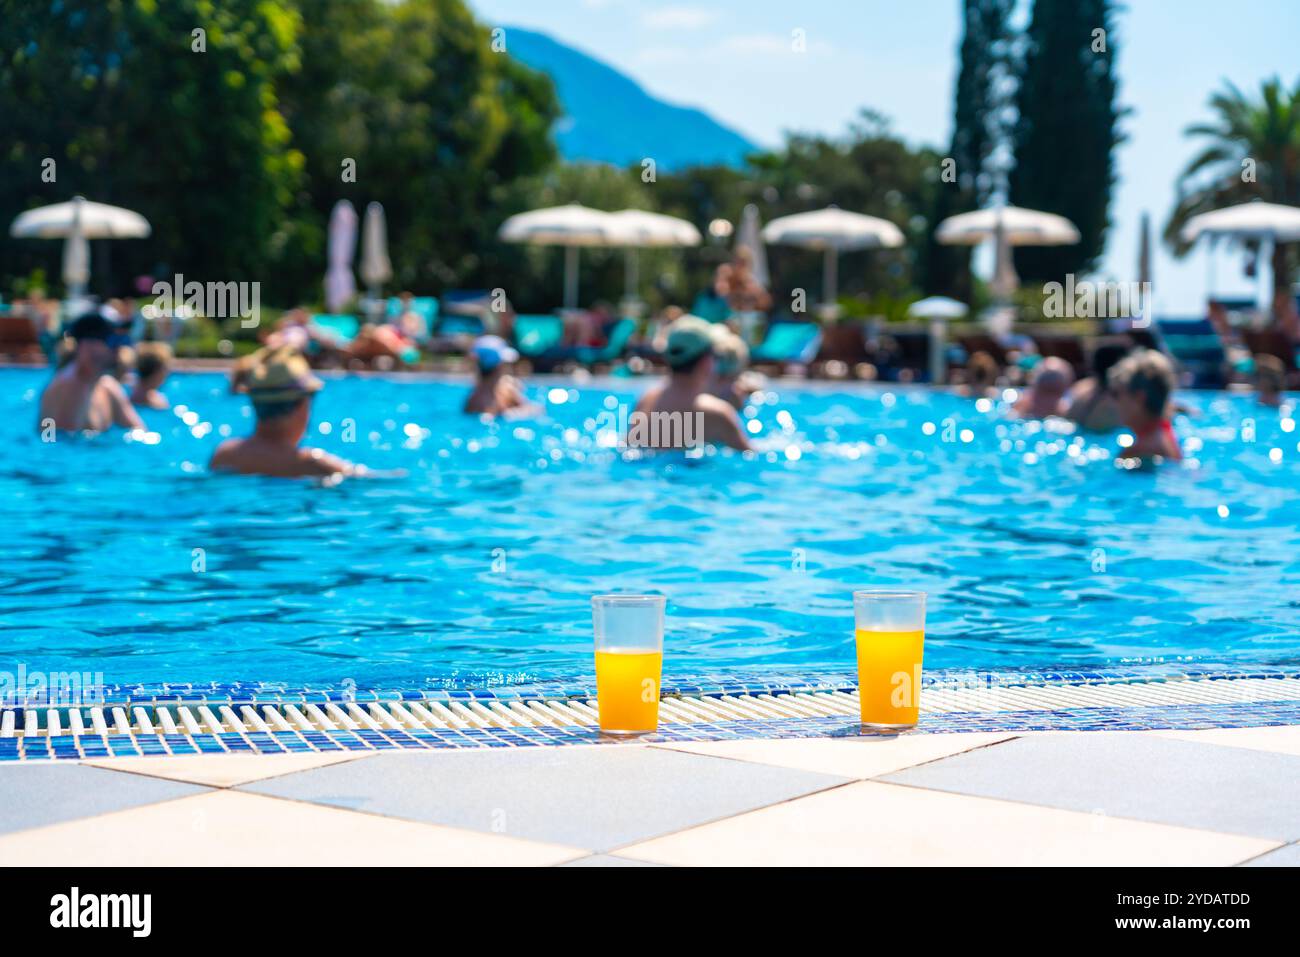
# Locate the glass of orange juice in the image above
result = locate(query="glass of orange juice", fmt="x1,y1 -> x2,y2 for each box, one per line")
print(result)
853,590 -> 926,732
592,594 -> 665,735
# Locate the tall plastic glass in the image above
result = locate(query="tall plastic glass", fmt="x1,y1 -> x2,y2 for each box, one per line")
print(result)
853,590 -> 926,731
592,595 -> 665,734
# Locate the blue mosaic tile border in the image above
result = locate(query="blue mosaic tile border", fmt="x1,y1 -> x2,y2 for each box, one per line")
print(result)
3,699 -> 1299,762
5,663 -> 1298,709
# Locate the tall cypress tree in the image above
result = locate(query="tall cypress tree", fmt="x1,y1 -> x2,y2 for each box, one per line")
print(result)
921,0 -> 1014,299
1008,0 -> 1123,282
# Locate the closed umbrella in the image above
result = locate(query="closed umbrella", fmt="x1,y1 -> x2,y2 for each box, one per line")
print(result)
736,203 -> 769,289
762,206 -> 905,310
360,202 -> 392,320
498,203 -> 621,309
324,200 -> 358,313
609,209 -> 700,302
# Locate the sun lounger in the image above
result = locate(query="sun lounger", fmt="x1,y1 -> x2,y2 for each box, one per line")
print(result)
1154,317 -> 1228,387
513,314 -> 566,358
0,314 -> 43,363
574,317 -> 637,366
1029,333 -> 1087,377
750,321 -> 823,369
309,313 -> 361,344
691,292 -> 731,324
1242,328 -> 1300,373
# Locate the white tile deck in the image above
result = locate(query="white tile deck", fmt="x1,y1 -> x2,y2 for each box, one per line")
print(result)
2,729 -> 1297,866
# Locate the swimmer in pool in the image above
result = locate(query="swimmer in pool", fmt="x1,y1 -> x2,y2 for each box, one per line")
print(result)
1111,349 -> 1182,463
130,342 -> 173,410
707,326 -> 754,411
1012,356 -> 1075,419
463,335 -> 537,417
1066,340 -> 1130,432
628,314 -> 750,451
209,346 -> 360,479
38,312 -> 145,435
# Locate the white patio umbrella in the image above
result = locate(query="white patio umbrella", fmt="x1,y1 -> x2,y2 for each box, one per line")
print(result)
735,203 -> 769,289
908,296 -> 968,320
762,206 -> 905,308
498,203 -> 621,309
935,205 -> 1081,246
360,202 -> 392,320
1179,200 -> 1300,244
936,205 -> 1080,306
10,195 -> 151,301
609,209 -> 700,301
324,199 -> 358,313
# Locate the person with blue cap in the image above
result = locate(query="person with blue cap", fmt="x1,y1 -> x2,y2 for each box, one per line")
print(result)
463,335 -> 536,417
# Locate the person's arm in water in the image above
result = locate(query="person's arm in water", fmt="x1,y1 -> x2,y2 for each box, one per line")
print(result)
699,394 -> 751,451
103,376 -> 145,430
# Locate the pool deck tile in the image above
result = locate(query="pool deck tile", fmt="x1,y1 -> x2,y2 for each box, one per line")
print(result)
0,790 -> 583,867
82,751 -> 375,788
0,763 -> 210,836
559,853 -> 666,867
649,732 -> 1017,779
1240,843 -> 1300,867
238,745 -> 848,852
882,732 -> 1300,842
617,781 -> 1279,867
1147,725 -> 1300,757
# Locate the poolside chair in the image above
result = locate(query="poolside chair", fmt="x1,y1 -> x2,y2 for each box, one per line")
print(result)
309,313 -> 361,344
1153,317 -> 1229,387
691,292 -> 731,324
882,330 -> 932,381
386,296 -> 439,338
513,314 -> 566,357
1241,328 -> 1299,374
958,333 -> 1010,367
574,317 -> 637,367
0,314 -> 43,363
750,321 -> 823,370
1029,333 -> 1088,378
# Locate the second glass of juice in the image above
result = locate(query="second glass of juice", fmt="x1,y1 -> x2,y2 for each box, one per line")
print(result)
592,595 -> 665,735
853,590 -> 926,732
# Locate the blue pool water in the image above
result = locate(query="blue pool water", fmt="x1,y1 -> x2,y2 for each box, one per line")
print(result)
1,367 -> 1298,690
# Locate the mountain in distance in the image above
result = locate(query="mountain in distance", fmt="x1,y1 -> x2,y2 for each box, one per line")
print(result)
504,26 -> 758,171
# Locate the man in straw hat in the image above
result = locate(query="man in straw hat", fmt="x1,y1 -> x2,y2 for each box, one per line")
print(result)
210,346 -> 358,478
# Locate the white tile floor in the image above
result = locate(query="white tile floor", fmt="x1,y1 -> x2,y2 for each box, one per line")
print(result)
1,728 -> 1297,866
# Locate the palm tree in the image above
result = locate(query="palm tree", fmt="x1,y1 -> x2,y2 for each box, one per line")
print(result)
1166,77 -> 1300,322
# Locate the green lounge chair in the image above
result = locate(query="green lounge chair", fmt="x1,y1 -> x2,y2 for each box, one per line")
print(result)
513,314 -> 566,358
750,321 -> 822,367
691,292 -> 731,324
1155,317 -> 1227,387
309,313 -> 360,343
387,296 -> 439,336
575,317 -> 637,365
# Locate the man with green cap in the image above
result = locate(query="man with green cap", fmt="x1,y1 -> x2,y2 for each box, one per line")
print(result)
627,314 -> 750,451
209,346 -> 358,478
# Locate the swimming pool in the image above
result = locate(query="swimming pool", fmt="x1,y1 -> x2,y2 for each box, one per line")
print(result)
2,367 -> 1297,692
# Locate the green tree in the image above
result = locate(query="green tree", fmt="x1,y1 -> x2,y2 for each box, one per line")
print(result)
0,0 -> 303,296
922,0 -> 1015,300
1008,0 -> 1123,282
1165,77 -> 1300,320
275,0 -> 560,303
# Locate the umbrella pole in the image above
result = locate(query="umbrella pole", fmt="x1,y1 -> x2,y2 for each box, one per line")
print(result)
625,248 -> 638,301
823,248 -> 838,313
564,245 -> 579,310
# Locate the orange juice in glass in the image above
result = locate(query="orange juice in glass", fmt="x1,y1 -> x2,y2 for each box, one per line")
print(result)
592,595 -> 665,735
853,590 -> 926,732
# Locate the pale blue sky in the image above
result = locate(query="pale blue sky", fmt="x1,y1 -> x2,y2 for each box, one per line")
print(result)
473,0 -> 1300,313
